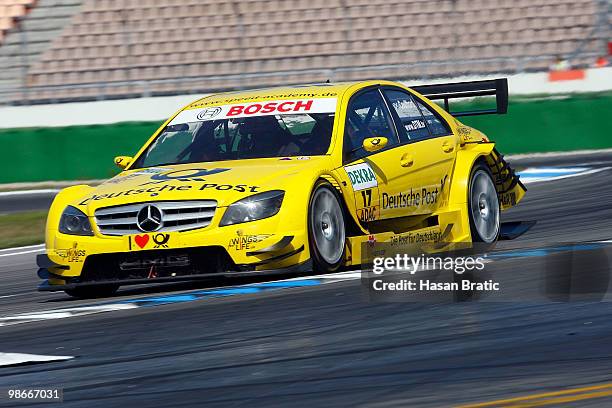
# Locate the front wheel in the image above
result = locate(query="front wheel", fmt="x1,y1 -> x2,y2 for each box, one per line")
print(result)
468,163 -> 500,246
308,181 -> 346,273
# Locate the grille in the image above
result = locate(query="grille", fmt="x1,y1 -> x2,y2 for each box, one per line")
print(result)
94,200 -> 217,236
78,247 -> 237,283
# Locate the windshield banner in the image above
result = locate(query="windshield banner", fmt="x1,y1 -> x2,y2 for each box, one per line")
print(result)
169,98 -> 337,125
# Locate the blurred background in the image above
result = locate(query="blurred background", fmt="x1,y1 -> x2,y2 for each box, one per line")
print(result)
0,0 -> 610,184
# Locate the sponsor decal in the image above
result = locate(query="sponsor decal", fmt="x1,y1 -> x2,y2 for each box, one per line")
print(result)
80,184 -> 193,205
367,235 -> 377,247
103,168 -> 167,185
440,175 -> 448,191
454,119 -> 475,139
390,230 -> 442,246
358,206 -> 379,223
152,233 -> 170,248
500,191 -> 516,206
79,167 -> 260,205
188,92 -> 338,109
405,119 -> 426,131
345,163 -> 378,191
55,243 -> 86,263
133,234 -> 149,249
128,233 -> 170,250
197,106 -> 222,120
198,183 -> 260,193
457,126 -> 471,136
79,183 -> 261,205
382,187 -> 440,210
227,100 -> 313,117
140,168 -> 230,186
170,98 -> 337,124
228,233 -> 273,251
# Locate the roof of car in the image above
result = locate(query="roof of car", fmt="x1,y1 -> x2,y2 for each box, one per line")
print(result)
182,80 -> 399,111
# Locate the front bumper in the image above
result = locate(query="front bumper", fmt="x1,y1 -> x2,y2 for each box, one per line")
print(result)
37,243 -> 309,292
42,211 -> 310,290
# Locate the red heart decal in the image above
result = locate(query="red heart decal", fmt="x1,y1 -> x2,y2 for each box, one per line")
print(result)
134,234 -> 149,248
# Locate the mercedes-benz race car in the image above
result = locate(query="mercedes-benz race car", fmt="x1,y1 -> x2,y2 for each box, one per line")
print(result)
38,79 -> 530,297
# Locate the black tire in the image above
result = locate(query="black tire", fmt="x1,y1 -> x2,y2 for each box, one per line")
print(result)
308,181 -> 346,273
468,162 -> 500,247
65,284 -> 119,299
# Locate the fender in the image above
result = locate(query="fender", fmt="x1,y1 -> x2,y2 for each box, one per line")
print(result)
327,169 -> 369,235
447,142 -> 496,205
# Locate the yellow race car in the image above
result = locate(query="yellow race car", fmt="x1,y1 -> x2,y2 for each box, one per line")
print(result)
38,79 -> 529,297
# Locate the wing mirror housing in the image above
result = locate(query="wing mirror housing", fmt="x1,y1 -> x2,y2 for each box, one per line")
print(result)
362,137 -> 388,152
114,156 -> 132,169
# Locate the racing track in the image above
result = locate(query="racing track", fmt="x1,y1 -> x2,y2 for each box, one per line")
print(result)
2,153 -> 612,407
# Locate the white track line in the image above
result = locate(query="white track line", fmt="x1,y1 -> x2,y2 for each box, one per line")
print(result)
519,167 -> 609,184
0,304 -> 139,327
0,294 -> 28,299
0,244 -> 45,253
0,248 -> 45,258
0,352 -> 74,367
519,167 -> 590,174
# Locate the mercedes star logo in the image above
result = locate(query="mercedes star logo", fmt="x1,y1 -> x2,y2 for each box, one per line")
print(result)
137,205 -> 163,232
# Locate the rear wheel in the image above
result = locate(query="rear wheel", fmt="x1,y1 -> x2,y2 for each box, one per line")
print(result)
65,284 -> 119,299
308,181 -> 346,273
468,163 -> 500,245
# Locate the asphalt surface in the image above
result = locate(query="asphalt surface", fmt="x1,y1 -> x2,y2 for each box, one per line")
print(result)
0,190 -> 57,214
1,154 -> 612,407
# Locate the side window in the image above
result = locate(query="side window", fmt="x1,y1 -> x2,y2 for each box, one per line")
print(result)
414,99 -> 451,137
344,89 -> 397,162
384,90 -> 430,142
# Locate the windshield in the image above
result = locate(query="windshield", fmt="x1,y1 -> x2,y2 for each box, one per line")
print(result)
132,99 -> 336,168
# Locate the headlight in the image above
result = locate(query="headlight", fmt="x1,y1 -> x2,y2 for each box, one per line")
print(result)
220,190 -> 285,226
59,206 -> 93,236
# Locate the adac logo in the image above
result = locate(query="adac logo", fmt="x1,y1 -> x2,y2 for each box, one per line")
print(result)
197,107 -> 222,120
141,168 -> 229,185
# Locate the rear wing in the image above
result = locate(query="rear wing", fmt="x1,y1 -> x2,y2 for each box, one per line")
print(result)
411,78 -> 508,117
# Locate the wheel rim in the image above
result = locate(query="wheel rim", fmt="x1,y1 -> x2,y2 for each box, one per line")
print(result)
311,188 -> 345,264
470,170 -> 500,243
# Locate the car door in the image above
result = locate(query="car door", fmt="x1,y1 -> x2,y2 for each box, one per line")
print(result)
380,87 -> 458,216
342,87 -> 423,224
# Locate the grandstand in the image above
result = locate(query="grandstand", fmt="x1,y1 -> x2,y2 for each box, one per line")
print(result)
0,0 -> 610,104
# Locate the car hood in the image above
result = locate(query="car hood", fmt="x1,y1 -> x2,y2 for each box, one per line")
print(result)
72,157 -> 332,213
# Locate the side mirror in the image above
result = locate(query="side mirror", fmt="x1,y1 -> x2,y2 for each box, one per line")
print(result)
114,156 -> 132,170
362,137 -> 388,152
